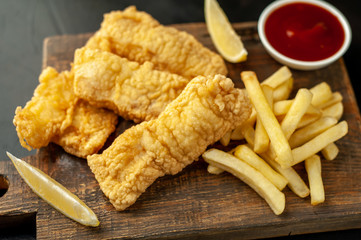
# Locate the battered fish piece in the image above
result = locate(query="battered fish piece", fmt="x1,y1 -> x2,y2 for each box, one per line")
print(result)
14,67 -> 118,158
88,75 -> 251,210
73,48 -> 189,123
86,6 -> 227,79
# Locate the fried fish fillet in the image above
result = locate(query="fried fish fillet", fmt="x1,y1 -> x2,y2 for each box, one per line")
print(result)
14,67 -> 118,158
73,48 -> 189,123
88,74 -> 251,210
85,6 -> 227,79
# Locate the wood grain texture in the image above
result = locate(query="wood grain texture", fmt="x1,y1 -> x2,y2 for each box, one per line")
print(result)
1,22 -> 361,239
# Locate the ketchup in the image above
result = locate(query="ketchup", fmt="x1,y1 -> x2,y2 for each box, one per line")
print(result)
265,2 -> 345,61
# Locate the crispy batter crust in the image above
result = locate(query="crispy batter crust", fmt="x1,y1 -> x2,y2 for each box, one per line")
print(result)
86,6 -> 227,79
73,48 -> 189,122
13,67 -> 118,158
88,75 -> 251,210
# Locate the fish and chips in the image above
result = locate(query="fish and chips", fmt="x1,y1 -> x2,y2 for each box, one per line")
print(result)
13,5 -> 348,215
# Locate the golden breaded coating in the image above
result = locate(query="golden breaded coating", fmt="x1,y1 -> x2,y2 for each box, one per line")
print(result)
73,48 -> 189,123
88,75 -> 251,210
86,6 -> 227,79
52,99 -> 118,158
13,67 -> 118,158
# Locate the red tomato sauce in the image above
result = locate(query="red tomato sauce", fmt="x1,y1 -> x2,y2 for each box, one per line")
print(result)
265,2 -> 345,61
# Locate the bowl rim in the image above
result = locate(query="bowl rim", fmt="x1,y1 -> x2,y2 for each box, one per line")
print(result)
258,0 -> 352,70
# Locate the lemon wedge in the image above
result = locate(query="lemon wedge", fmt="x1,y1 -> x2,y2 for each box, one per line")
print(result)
205,0 -> 248,63
6,152 -> 99,227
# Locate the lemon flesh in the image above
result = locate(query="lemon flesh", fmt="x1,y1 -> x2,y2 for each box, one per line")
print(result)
7,152 -> 99,227
205,0 -> 248,63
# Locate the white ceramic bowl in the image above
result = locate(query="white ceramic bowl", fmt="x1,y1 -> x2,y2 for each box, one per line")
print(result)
258,0 -> 352,70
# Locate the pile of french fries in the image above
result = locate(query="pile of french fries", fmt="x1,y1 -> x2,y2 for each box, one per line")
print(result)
202,66 -> 348,215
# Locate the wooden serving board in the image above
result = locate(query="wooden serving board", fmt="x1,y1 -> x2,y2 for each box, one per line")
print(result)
1,22 -> 361,239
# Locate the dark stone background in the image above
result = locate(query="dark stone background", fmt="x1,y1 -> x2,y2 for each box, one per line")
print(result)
0,0 -> 360,239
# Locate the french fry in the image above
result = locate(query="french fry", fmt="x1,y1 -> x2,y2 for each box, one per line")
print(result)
305,105 -> 322,116
289,117 -> 338,148
318,92 -> 343,109
240,123 -> 255,147
321,143 -> 339,160
246,107 -> 257,127
208,148 -> 237,175
322,102 -> 344,121
305,155 -> 325,205
230,127 -> 244,140
202,149 -> 285,215
297,114 -> 321,129
310,82 -> 332,107
254,85 -> 273,153
262,84 -> 274,111
291,121 -> 348,166
220,130 -> 231,146
277,111 -> 321,128
234,145 -> 288,190
241,71 -> 293,168
207,164 -> 224,175
230,126 -> 244,140
261,152 -> 310,198
261,66 -> 293,102
207,67 -> 347,213
272,77 -> 293,101
231,107 -> 258,141
281,88 -> 313,139
261,66 -> 292,88
273,100 -> 293,116
273,100 -> 321,117
254,117 -> 269,153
